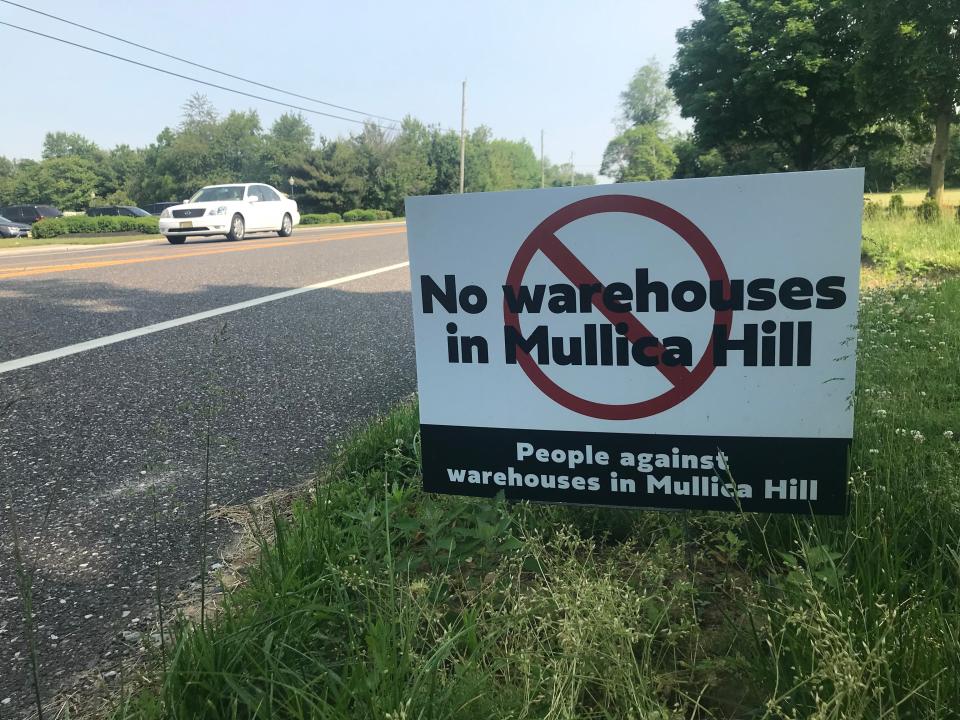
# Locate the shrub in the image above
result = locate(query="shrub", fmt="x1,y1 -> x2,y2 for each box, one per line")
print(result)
915,197 -> 942,224
30,218 -> 68,238
863,200 -> 882,220
888,194 -> 906,217
343,209 -> 393,222
30,215 -> 159,238
300,212 -> 342,225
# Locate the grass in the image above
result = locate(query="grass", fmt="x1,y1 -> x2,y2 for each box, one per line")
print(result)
865,188 -> 960,207
0,234 -> 164,250
862,211 -> 960,277
104,212 -> 960,720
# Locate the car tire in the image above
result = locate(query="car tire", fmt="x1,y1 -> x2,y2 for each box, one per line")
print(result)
167,236 -> 187,245
278,213 -> 293,237
227,214 -> 245,242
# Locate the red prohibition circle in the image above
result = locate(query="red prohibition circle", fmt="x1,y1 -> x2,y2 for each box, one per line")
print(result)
503,194 -> 733,420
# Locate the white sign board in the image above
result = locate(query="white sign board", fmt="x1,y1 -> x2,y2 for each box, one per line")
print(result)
405,170 -> 863,514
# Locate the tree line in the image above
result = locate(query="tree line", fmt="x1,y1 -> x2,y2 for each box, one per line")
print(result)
603,0 -> 959,201
0,93 -> 595,215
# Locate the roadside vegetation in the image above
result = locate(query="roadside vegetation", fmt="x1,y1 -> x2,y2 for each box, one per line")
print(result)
0,234 -> 164,250
29,215 -> 160,239
862,198 -> 960,277
104,208 -> 960,719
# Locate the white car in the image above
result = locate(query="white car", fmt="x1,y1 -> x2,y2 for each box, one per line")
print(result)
159,183 -> 300,244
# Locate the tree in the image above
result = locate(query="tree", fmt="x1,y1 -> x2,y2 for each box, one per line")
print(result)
211,110 -> 266,181
427,129 -> 461,196
618,60 -> 674,129
265,113 -> 315,190
669,0 -> 868,171
672,135 -> 726,178
852,0 -> 960,202
35,156 -> 98,209
603,60 -> 679,183
181,92 -> 219,129
0,156 -> 16,205
42,132 -> 101,160
601,125 -> 678,182
543,161 -> 596,187
380,118 -> 435,215
488,139 -> 540,190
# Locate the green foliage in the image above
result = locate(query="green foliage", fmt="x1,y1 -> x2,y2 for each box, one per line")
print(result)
617,59 -> 674,129
299,212 -> 342,225
888,193 -> 907,216
41,131 -> 101,160
861,212 -> 960,274
859,122 -> 932,192
603,60 -> 679,183
601,124 -> 678,182
3,95 -> 593,216
915,196 -> 943,223
669,0 -> 870,171
33,156 -> 99,210
862,200 -> 882,220
343,209 -> 393,222
672,135 -> 724,178
30,215 -> 159,238
487,139 -> 540,190
853,0 -> 960,198
543,161 -> 596,188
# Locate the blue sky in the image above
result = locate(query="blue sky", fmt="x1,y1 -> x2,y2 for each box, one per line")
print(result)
0,0 -> 699,178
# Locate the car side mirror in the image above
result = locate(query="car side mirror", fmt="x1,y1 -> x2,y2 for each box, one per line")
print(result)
183,199 -> 189,204
247,196 -> 259,203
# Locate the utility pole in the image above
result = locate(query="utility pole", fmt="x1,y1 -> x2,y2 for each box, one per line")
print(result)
569,153 -> 575,187
540,129 -> 545,188
459,80 -> 466,194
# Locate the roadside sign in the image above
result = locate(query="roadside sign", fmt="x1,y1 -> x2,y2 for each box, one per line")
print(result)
405,169 -> 863,514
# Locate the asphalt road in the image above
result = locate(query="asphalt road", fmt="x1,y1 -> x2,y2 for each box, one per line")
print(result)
0,224 -> 415,714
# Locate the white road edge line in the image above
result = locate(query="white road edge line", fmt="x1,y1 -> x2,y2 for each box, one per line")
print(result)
0,261 -> 410,376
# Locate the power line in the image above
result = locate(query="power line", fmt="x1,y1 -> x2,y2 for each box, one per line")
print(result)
0,20 -> 398,130
0,0 -> 401,125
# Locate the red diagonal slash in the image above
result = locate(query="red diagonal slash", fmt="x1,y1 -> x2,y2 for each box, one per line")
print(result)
503,194 -> 733,421
538,231 -> 693,388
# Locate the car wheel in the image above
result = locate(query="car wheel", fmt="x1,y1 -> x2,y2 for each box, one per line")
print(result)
167,235 -> 187,245
227,214 -> 245,242
278,213 -> 293,237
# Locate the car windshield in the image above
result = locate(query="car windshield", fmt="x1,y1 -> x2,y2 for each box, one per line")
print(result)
189,186 -> 246,203
126,207 -> 151,216
0,216 -> 12,224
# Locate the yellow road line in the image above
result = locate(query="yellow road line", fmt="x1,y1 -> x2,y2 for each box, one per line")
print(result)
0,227 -> 406,280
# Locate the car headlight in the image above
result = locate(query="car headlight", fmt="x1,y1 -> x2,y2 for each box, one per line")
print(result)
208,206 -> 227,216
160,208 -> 172,219
5,227 -> 16,233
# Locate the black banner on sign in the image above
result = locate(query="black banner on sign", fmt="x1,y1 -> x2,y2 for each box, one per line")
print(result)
420,425 -> 849,515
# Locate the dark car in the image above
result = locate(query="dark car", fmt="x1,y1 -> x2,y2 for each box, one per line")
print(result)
0,214 -> 32,238
87,205 -> 152,217
142,202 -> 179,216
0,204 -> 63,224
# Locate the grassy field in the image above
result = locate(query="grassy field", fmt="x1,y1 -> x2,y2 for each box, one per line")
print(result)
102,212 -> 959,720
865,188 -> 960,207
862,212 -> 960,277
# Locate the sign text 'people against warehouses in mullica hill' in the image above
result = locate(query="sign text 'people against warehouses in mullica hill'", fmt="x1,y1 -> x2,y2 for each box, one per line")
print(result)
405,169 -> 863,514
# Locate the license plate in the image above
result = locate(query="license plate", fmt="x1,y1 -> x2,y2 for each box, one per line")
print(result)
179,221 -> 193,229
